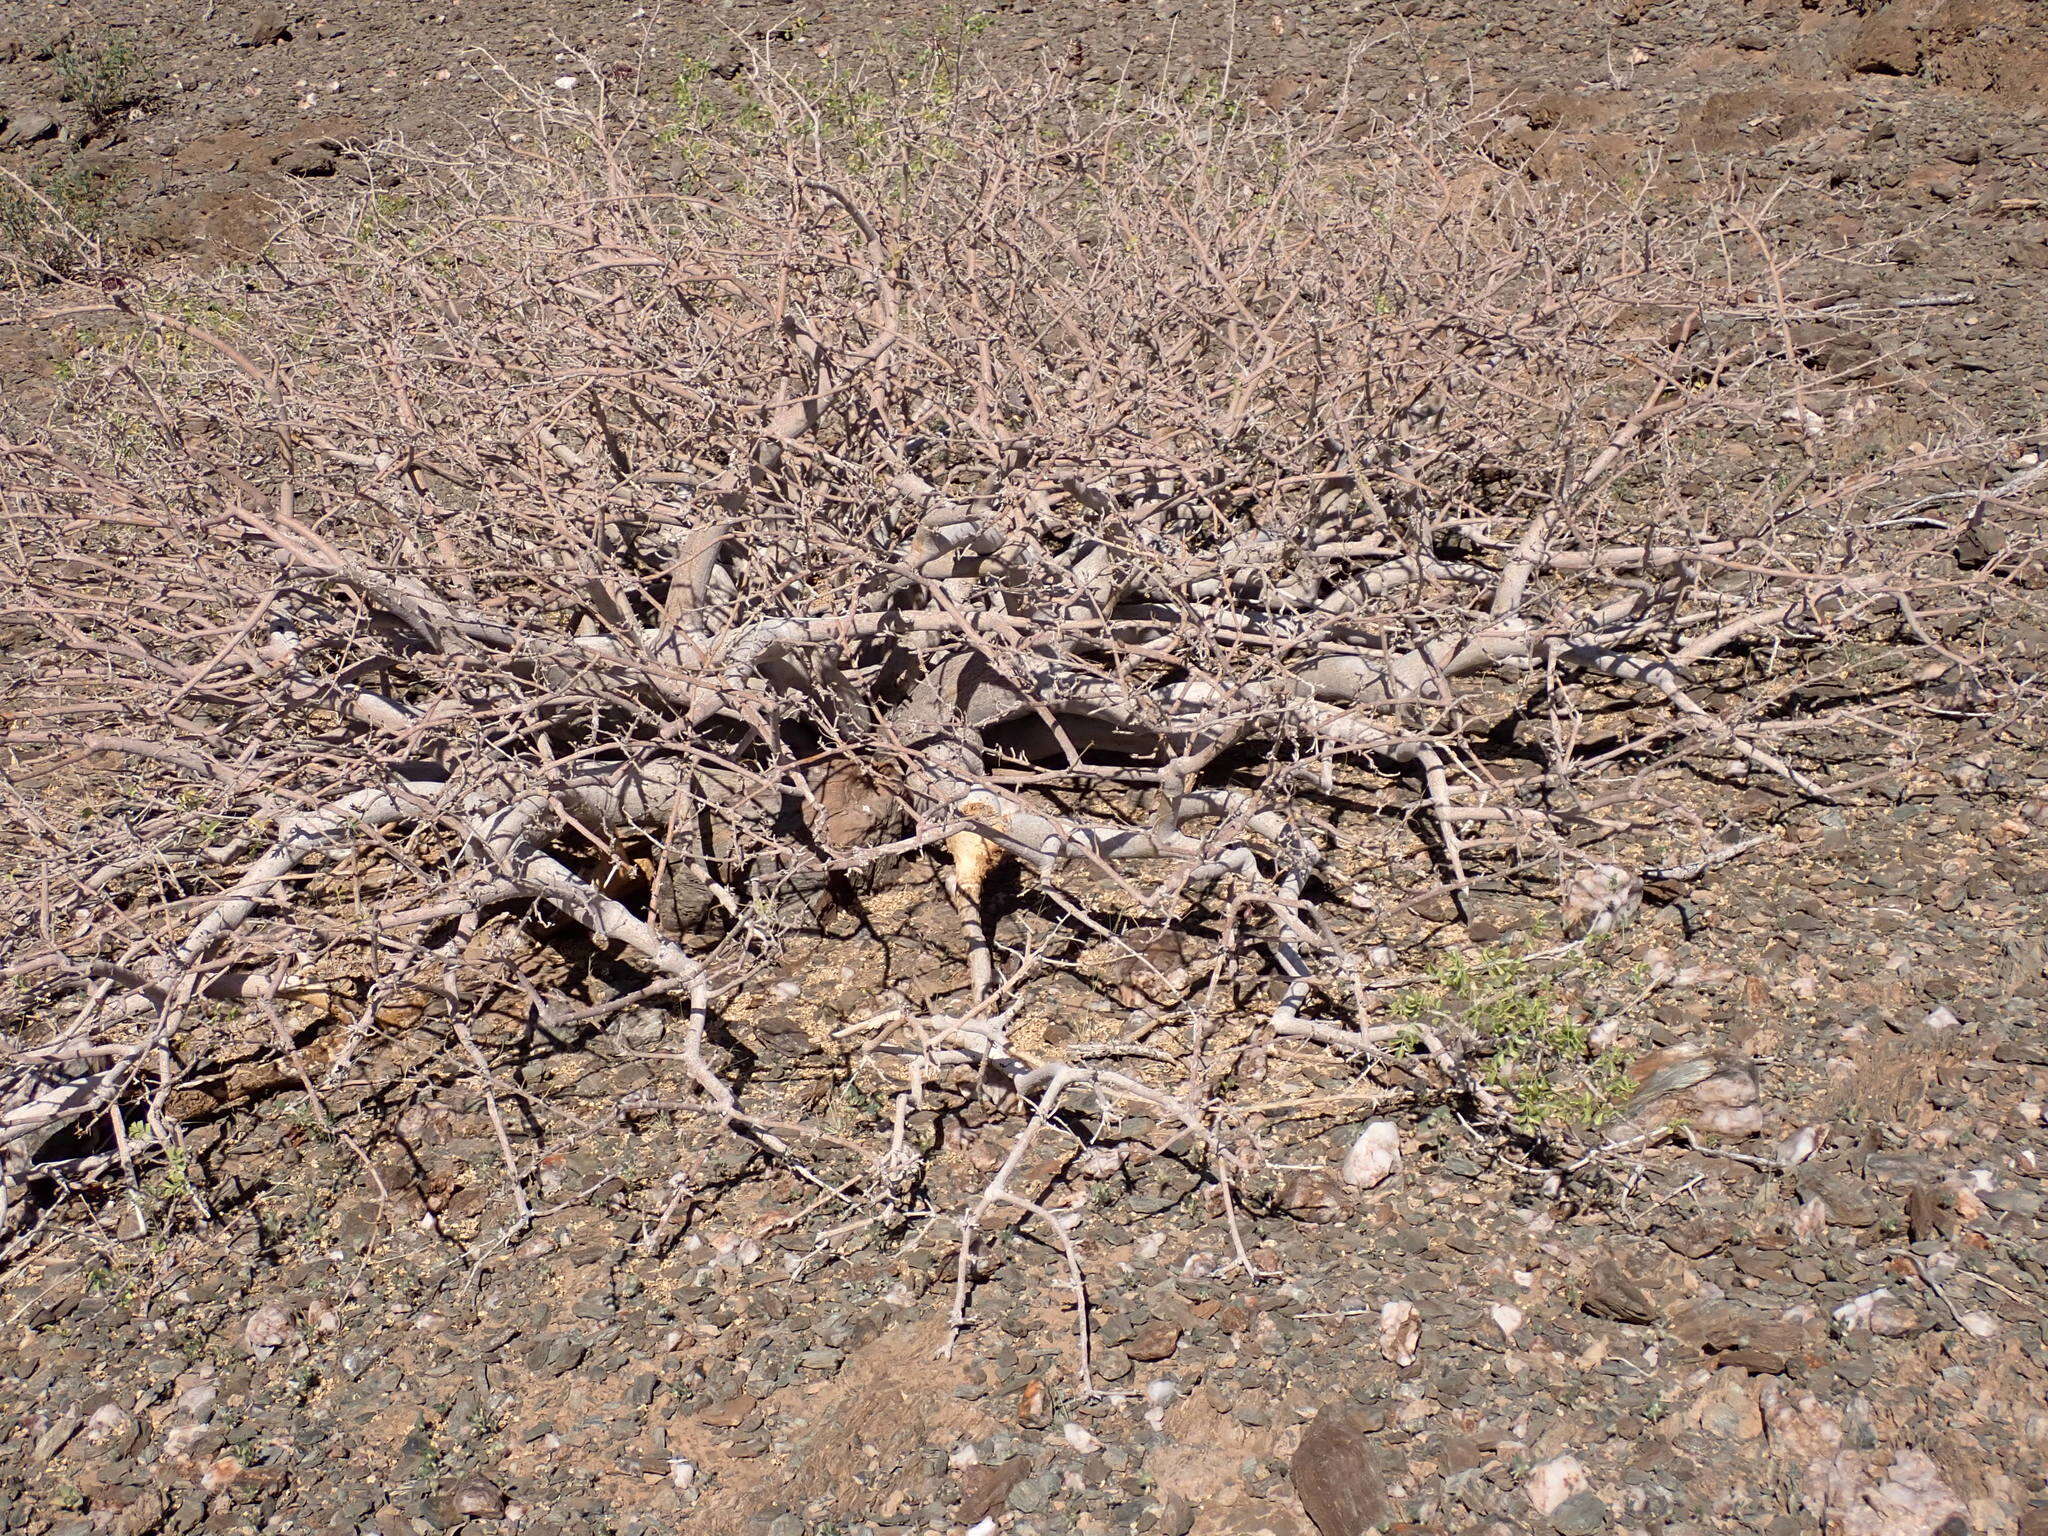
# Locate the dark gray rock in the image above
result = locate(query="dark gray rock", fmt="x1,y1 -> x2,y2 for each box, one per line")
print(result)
1007,1473 -> 1056,1514
1550,1492 -> 1608,1535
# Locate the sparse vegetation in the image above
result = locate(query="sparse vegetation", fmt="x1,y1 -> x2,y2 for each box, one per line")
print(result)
1390,949 -> 1632,1131
0,164 -> 117,283
53,36 -> 147,133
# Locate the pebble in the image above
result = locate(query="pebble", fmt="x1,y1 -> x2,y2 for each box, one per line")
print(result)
1549,1490 -> 1610,1534
1124,1321 -> 1181,1363
1338,1121 -> 1402,1190
1579,1260 -> 1657,1326
1984,1185 -> 2044,1218
240,7 -> 292,46
0,107 -> 59,147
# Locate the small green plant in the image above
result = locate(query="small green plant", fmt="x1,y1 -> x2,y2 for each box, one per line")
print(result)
665,55 -> 716,134
146,1142 -> 196,1204
1390,947 -> 1629,1131
54,37 -> 148,133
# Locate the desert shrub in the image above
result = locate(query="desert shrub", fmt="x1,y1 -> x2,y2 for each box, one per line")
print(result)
0,59 -> 2038,1284
53,36 -> 147,133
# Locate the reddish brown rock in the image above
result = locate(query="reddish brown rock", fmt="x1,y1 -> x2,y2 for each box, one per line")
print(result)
957,1459 -> 1027,1524
697,1394 -> 758,1429
1291,1403 -> 1393,1536
1580,1259 -> 1658,1326
1840,18 -> 1921,76
1125,1319 -> 1182,1362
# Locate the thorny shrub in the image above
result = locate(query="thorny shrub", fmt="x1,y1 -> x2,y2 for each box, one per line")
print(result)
1,57 -> 2041,1325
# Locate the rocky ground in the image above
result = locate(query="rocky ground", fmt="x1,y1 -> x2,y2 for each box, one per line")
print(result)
1,0 -> 2046,417
5,2 -> 2048,1535
6,800 -> 2047,1536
